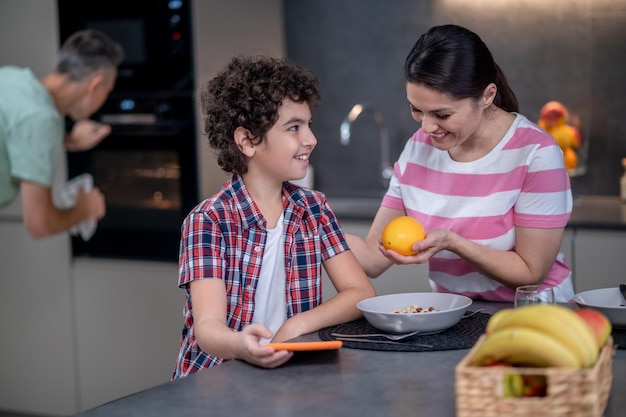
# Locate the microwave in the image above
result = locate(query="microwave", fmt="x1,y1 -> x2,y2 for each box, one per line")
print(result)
57,0 -> 194,93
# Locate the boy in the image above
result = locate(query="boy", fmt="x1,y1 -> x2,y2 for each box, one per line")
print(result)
173,56 -> 375,378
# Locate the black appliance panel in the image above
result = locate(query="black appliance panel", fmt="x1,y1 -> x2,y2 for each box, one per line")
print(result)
57,0 -> 194,92
59,2 -> 198,261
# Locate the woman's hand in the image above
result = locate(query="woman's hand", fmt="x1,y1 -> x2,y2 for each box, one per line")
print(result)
378,228 -> 452,264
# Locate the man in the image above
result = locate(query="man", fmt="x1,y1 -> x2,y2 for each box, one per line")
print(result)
0,29 -> 124,238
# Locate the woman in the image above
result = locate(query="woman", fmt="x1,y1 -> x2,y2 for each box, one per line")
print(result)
346,24 -> 574,302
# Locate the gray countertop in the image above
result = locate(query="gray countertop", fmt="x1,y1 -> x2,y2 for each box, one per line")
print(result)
73,301 -> 624,417
328,194 -> 626,230
569,195 -> 626,230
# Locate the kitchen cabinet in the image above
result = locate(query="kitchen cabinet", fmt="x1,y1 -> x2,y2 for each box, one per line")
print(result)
570,228 -> 626,292
0,228 -> 184,415
0,223 -> 78,416
72,258 -> 183,411
566,196 -> 626,292
561,228 -> 575,288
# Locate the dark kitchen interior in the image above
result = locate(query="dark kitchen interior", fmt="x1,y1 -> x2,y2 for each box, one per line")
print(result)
55,0 -> 626,261
1,1 -> 625,416
284,0 -> 626,200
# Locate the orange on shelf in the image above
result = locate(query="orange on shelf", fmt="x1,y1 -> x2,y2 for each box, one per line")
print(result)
563,147 -> 578,170
538,101 -> 582,171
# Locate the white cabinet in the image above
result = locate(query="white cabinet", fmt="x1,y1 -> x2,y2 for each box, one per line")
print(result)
72,258 -> 183,411
561,228 -> 575,289
0,223 -> 78,416
0,237 -> 185,416
570,229 -> 626,292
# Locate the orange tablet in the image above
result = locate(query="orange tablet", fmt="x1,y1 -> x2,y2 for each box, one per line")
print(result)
265,340 -> 343,351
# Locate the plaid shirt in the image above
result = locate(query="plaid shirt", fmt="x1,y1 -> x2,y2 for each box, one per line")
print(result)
172,175 -> 348,379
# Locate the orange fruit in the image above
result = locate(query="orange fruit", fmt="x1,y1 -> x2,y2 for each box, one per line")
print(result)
381,216 -> 426,256
563,147 -> 577,170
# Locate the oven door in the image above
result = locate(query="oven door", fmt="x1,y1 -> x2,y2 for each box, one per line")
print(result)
67,119 -> 198,261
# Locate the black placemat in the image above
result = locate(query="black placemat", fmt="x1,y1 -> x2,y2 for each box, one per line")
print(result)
612,327 -> 626,349
318,311 -> 491,352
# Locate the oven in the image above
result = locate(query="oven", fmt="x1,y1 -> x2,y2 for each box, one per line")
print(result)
58,0 -> 198,261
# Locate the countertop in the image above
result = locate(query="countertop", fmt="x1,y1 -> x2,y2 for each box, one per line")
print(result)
328,194 -> 626,230
73,302 -> 624,417
568,195 -> 626,230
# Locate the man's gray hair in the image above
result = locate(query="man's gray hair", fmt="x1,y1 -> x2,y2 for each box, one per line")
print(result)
56,29 -> 124,81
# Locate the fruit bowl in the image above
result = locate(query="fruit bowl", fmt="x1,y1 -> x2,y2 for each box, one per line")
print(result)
357,292 -> 472,334
573,287 -> 626,328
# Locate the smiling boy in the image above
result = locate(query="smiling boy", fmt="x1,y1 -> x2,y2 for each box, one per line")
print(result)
172,55 -> 375,379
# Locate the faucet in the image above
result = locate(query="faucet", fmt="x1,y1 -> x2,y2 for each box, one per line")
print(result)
340,104 -> 394,188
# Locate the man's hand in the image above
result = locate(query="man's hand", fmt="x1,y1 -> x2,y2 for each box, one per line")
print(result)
64,120 -> 112,151
74,186 -> 106,222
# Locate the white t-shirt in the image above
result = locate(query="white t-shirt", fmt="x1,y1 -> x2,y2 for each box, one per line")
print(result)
252,212 -> 287,344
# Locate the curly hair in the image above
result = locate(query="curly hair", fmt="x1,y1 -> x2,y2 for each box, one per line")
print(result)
200,55 -> 321,174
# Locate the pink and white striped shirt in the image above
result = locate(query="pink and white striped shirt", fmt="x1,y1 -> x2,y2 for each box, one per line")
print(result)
382,113 -> 574,302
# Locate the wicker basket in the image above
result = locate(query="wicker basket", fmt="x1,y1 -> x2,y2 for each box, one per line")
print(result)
455,335 -> 613,417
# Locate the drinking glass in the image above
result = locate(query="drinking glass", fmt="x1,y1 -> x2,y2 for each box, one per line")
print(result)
514,285 -> 555,308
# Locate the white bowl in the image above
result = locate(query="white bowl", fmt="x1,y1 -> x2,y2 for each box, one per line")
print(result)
573,287 -> 626,328
357,292 -> 473,334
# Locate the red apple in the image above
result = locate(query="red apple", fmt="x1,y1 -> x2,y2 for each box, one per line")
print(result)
574,308 -> 612,349
522,375 -> 547,397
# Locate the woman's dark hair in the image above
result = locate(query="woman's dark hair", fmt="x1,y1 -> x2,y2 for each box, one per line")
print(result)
404,24 -> 518,113
201,55 -> 321,174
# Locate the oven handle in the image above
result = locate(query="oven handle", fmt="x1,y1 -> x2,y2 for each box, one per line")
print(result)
108,123 -> 191,137
101,113 -> 157,124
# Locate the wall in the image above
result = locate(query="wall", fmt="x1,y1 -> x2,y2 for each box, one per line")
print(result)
284,0 -> 626,199
193,0 -> 286,199
0,1 -> 80,415
0,0 -> 64,218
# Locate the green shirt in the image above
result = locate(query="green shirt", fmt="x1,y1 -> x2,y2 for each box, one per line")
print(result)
0,66 -> 63,208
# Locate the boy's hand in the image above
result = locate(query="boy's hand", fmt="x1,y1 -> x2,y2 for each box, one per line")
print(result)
238,324 -> 293,368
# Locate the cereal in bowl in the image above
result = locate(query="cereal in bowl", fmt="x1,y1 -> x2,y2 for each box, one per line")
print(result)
390,304 -> 437,314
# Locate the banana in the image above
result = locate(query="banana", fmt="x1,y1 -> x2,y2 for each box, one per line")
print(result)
471,326 -> 581,368
486,304 -> 598,368
486,308 -> 514,334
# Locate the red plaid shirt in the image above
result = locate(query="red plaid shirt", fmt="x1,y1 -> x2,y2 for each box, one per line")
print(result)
172,175 -> 349,379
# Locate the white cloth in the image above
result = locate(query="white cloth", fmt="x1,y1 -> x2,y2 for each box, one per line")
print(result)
52,173 -> 97,241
